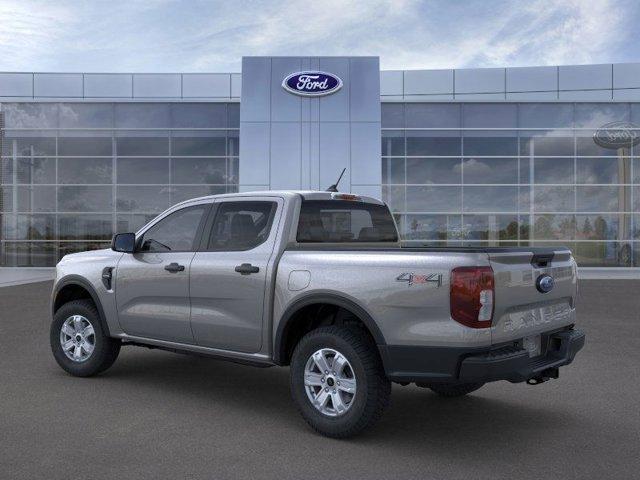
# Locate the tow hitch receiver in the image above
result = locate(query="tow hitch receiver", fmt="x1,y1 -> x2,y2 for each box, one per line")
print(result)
526,367 -> 559,385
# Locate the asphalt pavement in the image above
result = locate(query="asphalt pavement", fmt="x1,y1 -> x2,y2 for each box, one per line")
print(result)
1,280 -> 639,479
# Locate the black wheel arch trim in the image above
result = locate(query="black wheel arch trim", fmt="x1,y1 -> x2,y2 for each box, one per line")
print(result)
52,275 -> 111,337
273,292 -> 386,365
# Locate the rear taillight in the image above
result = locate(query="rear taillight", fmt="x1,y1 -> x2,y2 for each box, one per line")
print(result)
450,266 -> 494,328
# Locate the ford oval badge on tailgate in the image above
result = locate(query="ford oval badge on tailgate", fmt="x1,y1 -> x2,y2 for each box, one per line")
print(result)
536,274 -> 555,293
282,71 -> 342,97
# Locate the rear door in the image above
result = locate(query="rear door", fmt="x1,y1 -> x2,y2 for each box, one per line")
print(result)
116,204 -> 210,343
189,197 -> 282,353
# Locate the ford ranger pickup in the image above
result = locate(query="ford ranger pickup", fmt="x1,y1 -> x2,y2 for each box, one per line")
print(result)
50,190 -> 585,437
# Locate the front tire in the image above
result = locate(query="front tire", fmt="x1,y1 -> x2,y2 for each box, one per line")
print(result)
290,326 -> 391,438
50,299 -> 121,377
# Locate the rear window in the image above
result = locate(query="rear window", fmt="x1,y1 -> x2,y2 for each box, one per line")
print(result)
297,200 -> 398,243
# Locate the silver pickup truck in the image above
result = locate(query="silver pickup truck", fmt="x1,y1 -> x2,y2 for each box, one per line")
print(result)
50,190 -> 584,437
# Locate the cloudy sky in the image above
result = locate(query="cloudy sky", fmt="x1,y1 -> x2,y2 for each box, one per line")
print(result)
0,0 -> 638,73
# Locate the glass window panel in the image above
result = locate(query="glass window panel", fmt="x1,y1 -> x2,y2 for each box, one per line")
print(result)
518,104 -> 574,129
58,158 -> 112,184
116,136 -> 168,156
406,132 -> 461,156
228,103 -> 240,127
3,136 -> 56,156
403,214 -> 462,241
519,158 -> 530,184
382,158 -> 405,184
227,130 -> 239,157
406,186 -> 461,213
463,135 -> 518,156
533,214 -> 576,240
519,214 -> 531,241
1,158 -> 12,184
463,104 -> 517,128
406,158 -> 461,184
461,214 -> 519,241
170,185 -> 226,204
17,185 -> 56,212
58,103 -> 113,128
574,103 -> 630,128
2,103 -> 58,128
534,158 -> 574,184
519,186 -> 531,212
228,158 -> 238,185
576,214 -> 629,241
116,214 -> 157,233
381,103 -> 404,128
382,186 -> 405,213
4,214 -> 55,240
577,186 -> 629,212
58,214 -> 113,240
534,186 -> 575,212
116,186 -> 171,213
16,157 -> 55,184
462,158 -> 517,184
1,242 -> 57,267
463,186 -> 518,213
634,215 -> 640,240
58,137 -> 112,156
1,186 -> 12,211
574,242 -> 630,267
58,242 -> 110,261
635,186 -> 640,211
170,103 -> 227,128
58,186 -> 112,212
114,104 -> 170,128
519,134 -> 574,156
633,158 -> 640,183
116,158 -> 169,184
171,135 -> 226,156
381,130 -> 404,156
406,104 -> 460,128
576,135 -> 628,156
576,157 -> 627,184
171,158 -> 227,184
139,205 -> 207,252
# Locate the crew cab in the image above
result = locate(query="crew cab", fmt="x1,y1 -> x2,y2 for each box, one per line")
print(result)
50,191 -> 584,437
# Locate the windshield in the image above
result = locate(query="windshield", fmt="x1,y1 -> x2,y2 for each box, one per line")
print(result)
296,200 -> 398,243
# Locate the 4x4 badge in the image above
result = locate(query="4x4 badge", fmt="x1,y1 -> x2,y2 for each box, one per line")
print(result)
396,272 -> 443,287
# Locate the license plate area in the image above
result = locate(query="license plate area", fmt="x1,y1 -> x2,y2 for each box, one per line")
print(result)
522,334 -> 542,357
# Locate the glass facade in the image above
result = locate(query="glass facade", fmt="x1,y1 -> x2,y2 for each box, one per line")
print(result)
0,102 -> 239,266
382,103 -> 640,267
1,100 -> 639,268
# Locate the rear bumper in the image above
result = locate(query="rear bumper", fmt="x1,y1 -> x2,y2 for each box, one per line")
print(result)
379,327 -> 585,384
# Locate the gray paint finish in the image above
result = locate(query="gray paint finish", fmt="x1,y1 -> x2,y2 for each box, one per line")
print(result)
239,56 -> 381,195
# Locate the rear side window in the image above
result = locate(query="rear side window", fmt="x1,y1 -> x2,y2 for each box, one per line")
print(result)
207,201 -> 277,251
297,200 -> 398,243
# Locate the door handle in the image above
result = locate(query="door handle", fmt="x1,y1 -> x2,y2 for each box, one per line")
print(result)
164,262 -> 185,273
235,263 -> 260,275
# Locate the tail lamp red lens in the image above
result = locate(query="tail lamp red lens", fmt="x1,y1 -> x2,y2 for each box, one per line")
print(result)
450,266 -> 494,328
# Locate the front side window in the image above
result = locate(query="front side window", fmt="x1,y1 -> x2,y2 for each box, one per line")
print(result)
207,201 -> 277,251
139,205 -> 207,252
297,200 -> 398,243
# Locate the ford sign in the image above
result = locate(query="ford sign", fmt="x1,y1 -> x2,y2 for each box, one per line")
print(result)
282,71 -> 343,97
536,274 -> 555,294
593,121 -> 640,149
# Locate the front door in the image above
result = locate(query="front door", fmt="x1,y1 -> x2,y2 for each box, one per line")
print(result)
116,204 -> 210,343
190,198 -> 281,353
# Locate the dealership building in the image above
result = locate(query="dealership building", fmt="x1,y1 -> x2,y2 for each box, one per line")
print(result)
1,56 -> 639,274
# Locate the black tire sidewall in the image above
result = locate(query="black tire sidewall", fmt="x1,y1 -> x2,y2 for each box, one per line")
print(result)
290,327 -> 382,436
50,300 -> 116,377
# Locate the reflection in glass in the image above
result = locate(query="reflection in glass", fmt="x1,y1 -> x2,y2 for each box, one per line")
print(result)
534,215 -> 576,240
403,214 -> 462,241
534,158 -> 574,184
3,136 -> 56,156
170,103 -> 227,128
576,186 -> 629,212
518,104 -> 574,129
574,242 -> 631,267
171,158 -> 227,184
170,186 -> 226,204
576,157 -> 626,184
58,186 -> 113,212
534,186 -> 575,212
116,136 -> 169,156
17,186 -> 56,212
381,104 -> 404,128
58,214 -> 113,240
7,214 -> 55,240
406,158 -> 460,184
405,104 -> 460,128
463,186 -> 518,213
114,104 -> 170,128
462,158 -> 517,184
406,132 -> 461,156
58,137 -> 113,156
58,104 -> 113,128
406,186 -> 461,213
2,103 -> 58,128
116,158 -> 170,184
575,214 -> 627,241
519,135 -> 573,156
381,131 -> 404,156
58,158 -> 112,184
16,157 -> 56,184
1,242 -> 57,267
382,186 -> 405,213
462,215 -> 519,241
116,214 -> 157,234
171,136 -> 226,156
382,158 -> 405,184
116,186 -> 171,213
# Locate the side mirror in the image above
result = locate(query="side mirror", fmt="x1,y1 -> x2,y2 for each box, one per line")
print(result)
112,232 -> 137,253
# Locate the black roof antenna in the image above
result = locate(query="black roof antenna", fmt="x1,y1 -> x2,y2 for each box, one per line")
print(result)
326,168 -> 346,192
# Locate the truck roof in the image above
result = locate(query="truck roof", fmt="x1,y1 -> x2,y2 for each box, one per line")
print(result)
175,190 -> 386,207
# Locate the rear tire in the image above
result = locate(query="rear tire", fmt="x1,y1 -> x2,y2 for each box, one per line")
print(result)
50,299 -> 121,377
290,326 -> 391,438
426,382 -> 484,397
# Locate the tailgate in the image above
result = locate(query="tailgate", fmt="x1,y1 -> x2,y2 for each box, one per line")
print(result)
488,248 -> 577,345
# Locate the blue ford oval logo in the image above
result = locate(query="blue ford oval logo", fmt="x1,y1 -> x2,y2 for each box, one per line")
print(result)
282,71 -> 343,97
536,274 -> 555,294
